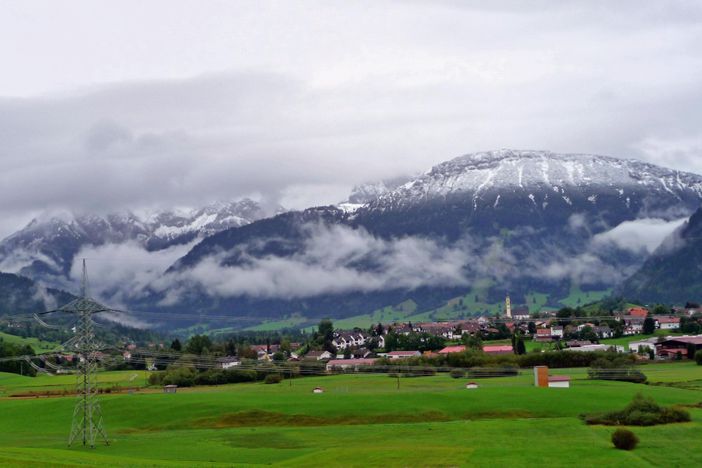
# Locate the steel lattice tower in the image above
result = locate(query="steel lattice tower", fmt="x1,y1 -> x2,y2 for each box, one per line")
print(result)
67,259 -> 109,448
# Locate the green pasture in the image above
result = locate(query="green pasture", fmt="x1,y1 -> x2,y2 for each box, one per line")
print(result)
0,360 -> 700,467
0,331 -> 59,353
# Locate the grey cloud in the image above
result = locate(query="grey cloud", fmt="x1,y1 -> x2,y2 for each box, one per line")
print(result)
1,1 -> 702,240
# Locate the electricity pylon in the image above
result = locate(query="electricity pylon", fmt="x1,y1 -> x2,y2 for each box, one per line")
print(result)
66,259 -> 110,448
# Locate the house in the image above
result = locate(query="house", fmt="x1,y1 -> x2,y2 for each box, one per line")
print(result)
656,335 -> 702,359
547,376 -> 571,388
654,316 -> 680,330
593,325 -> 613,339
622,316 -> 645,335
550,326 -> 564,338
304,350 -> 333,361
438,345 -> 466,354
483,345 -> 513,355
387,350 -> 421,359
325,358 -> 376,371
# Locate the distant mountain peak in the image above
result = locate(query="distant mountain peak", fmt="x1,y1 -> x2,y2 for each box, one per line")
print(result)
0,198 -> 283,281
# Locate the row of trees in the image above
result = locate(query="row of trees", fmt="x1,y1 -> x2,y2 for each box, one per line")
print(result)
0,339 -> 36,376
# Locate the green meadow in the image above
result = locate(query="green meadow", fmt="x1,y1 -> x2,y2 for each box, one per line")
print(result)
0,362 -> 701,467
0,331 -> 59,353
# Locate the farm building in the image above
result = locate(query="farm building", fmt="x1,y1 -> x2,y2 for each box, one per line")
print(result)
656,336 -> 702,359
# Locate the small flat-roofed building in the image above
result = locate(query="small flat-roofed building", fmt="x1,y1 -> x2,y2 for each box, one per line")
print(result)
548,376 -> 570,388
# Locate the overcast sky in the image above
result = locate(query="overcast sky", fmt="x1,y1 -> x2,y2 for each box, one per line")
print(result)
1,0 -> 702,238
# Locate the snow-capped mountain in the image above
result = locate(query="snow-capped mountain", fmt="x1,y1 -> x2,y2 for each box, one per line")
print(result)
365,149 -> 702,218
0,199 -> 280,281
151,150 -> 702,325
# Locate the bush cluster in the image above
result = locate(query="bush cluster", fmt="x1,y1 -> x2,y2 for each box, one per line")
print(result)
583,393 -> 691,426
611,429 -> 639,450
149,367 -> 258,387
449,369 -> 465,379
264,374 -> 283,384
587,358 -> 647,383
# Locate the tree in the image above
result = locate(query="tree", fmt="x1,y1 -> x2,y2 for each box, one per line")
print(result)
515,336 -> 526,355
651,304 -> 669,315
170,338 -> 182,352
528,321 -> 536,335
462,333 -> 482,350
185,334 -> 213,355
224,339 -> 237,356
643,317 -> 656,335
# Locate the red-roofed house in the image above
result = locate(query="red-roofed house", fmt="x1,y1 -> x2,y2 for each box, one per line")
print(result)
483,345 -> 513,355
438,345 -> 466,354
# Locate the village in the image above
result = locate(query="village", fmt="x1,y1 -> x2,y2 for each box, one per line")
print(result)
180,299 -> 702,373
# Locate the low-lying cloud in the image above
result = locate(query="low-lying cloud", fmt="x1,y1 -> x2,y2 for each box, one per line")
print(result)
156,224 -> 473,302
592,217 -> 688,253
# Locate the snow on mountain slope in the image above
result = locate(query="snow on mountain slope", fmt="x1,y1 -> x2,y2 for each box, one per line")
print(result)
366,149 -> 702,215
0,199 -> 280,279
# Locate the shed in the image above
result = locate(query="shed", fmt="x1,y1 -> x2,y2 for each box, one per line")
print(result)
163,385 -> 178,394
313,387 -> 324,394
547,376 -> 570,388
465,382 -> 479,389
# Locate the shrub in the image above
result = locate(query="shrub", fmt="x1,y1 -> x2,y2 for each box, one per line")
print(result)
611,429 -> 638,450
696,351 -> 702,366
449,368 -> 466,379
466,367 -> 518,378
264,374 -> 283,384
583,393 -> 690,426
587,358 -> 647,383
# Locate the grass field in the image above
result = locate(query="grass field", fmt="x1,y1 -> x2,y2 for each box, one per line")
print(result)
0,331 -> 59,353
0,361 -> 701,467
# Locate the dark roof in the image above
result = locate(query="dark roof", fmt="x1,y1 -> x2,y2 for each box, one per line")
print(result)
659,336 -> 702,345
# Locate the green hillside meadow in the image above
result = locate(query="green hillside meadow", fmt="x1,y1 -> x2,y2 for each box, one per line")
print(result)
0,362 -> 701,467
